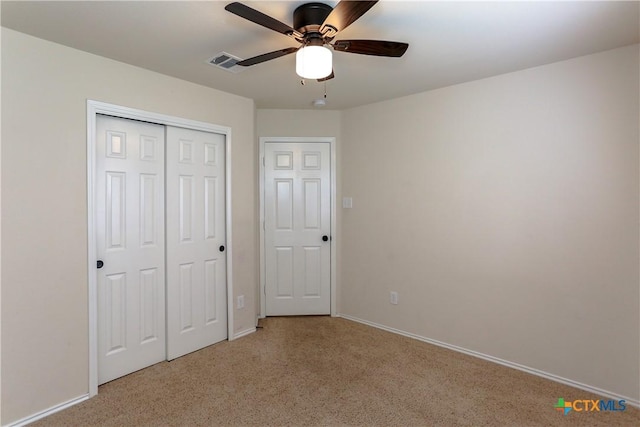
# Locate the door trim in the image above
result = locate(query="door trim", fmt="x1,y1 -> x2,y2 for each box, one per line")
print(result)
258,137 -> 337,318
87,100 -> 234,397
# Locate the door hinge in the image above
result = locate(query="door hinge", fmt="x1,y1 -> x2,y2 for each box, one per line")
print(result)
262,157 -> 265,166
263,220 -> 265,230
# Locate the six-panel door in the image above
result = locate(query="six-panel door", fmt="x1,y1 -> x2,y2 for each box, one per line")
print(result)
96,115 -> 167,384
166,127 -> 228,360
264,142 -> 331,315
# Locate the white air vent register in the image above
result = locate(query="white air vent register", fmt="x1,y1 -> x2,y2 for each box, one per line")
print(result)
207,52 -> 246,73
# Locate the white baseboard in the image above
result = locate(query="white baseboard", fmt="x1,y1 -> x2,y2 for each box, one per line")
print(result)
232,326 -> 256,340
6,394 -> 90,427
339,313 -> 639,408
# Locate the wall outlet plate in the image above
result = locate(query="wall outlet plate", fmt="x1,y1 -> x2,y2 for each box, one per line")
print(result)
237,295 -> 245,309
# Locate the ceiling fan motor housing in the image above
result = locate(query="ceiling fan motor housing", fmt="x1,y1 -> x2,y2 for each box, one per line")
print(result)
293,2 -> 333,34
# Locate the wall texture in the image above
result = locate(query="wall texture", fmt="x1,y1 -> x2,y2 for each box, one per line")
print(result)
340,45 -> 640,401
1,28 -> 257,424
257,109 -> 341,138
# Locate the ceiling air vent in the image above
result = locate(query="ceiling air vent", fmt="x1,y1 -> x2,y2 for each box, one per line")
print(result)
207,52 -> 246,73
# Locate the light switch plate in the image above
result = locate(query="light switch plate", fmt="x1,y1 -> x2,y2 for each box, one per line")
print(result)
390,291 -> 398,305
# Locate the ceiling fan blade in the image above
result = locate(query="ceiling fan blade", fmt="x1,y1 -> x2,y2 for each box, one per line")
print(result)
225,2 -> 301,39
333,40 -> 408,57
317,70 -> 335,82
236,47 -> 298,67
320,1 -> 378,35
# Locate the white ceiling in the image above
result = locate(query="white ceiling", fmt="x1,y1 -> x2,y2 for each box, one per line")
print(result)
2,1 -> 639,110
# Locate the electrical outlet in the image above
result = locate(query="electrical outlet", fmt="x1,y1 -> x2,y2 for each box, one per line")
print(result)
237,295 -> 245,309
390,291 -> 398,305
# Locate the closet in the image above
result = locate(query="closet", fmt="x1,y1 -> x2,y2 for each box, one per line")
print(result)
96,114 -> 227,384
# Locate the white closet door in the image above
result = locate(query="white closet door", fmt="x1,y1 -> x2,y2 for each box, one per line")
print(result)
96,115 -> 166,384
166,127 -> 227,360
264,142 -> 331,315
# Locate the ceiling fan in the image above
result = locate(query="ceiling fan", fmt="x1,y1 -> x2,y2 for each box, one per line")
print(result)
224,0 -> 409,81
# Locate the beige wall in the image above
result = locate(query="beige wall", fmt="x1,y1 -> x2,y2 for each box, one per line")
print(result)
341,45 -> 640,400
256,109 -> 342,311
1,28 -> 257,424
257,109 -> 341,138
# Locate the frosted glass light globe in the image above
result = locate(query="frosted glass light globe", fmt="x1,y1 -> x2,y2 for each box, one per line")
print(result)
296,45 -> 332,79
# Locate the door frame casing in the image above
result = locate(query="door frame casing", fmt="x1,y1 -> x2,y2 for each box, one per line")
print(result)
87,100 -> 234,397
258,137 -> 337,318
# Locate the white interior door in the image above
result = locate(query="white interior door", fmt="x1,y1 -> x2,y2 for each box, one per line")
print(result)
264,142 -> 331,315
96,115 -> 166,384
166,126 -> 228,360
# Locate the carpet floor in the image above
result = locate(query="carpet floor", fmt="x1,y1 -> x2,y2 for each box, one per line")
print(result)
34,316 -> 639,426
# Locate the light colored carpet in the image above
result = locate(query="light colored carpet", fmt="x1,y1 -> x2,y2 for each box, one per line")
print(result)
34,316 -> 639,426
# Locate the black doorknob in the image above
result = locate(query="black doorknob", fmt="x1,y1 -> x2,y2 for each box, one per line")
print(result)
97,260 -> 104,269
322,235 -> 329,242
219,245 -> 225,252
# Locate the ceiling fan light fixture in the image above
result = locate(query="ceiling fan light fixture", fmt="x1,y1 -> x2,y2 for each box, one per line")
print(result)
296,45 -> 332,79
